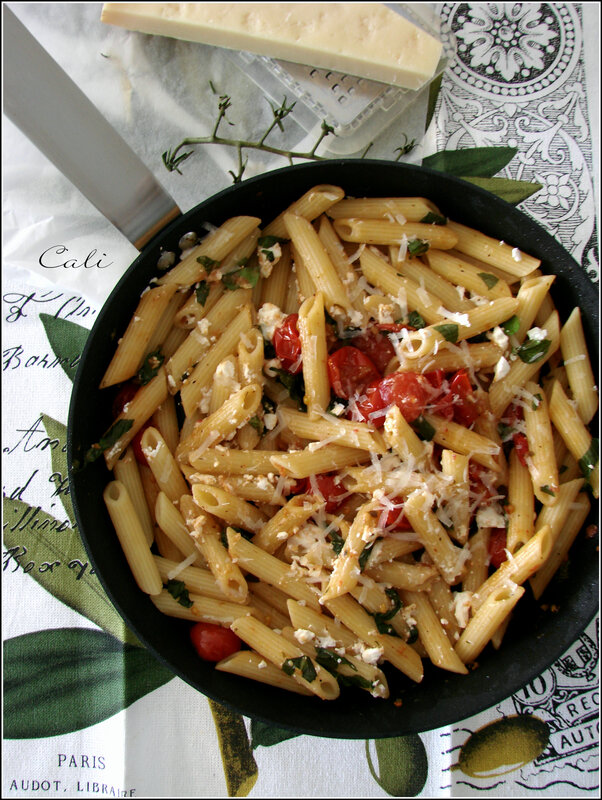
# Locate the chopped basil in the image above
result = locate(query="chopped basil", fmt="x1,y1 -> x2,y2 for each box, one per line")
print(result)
164,579 -> 193,608
434,323 -> 459,343
222,262 -> 260,290
407,239 -> 430,257
420,212 -> 448,226
531,393 -> 543,410
540,485 -> 556,497
258,235 -> 288,249
337,673 -> 373,691
579,438 -> 599,480
407,310 -> 426,329
249,415 -> 264,435
281,655 -> 317,683
262,395 -> 276,416
315,647 -> 357,674
516,338 -> 551,364
272,368 -> 306,411
137,349 -> 164,385
372,587 -> 403,636
195,280 -> 210,306
358,539 -> 376,571
502,315 -> 520,336
478,272 -> 499,289
497,422 -> 515,440
413,415 -> 436,441
329,528 -> 345,556
84,419 -> 134,464
197,255 -> 219,270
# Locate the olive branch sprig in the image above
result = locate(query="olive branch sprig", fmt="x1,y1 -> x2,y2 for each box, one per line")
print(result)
162,90 -> 415,182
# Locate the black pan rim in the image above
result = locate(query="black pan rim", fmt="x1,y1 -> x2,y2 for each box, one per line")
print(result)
67,159 -> 599,739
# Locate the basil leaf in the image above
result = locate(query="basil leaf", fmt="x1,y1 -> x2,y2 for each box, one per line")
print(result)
579,438 -> 599,480
314,647 -> 357,674
281,655 -> 316,683
258,235 -> 288,248
337,673 -> 373,691
434,323 -> 459,343
372,588 -> 403,636
329,528 -> 345,556
197,255 -> 219,270
84,419 -> 133,464
540,485 -> 556,497
137,349 -> 164,385
502,315 -> 520,336
273,368 -> 306,411
420,212 -> 448,225
413,415 -> 436,441
478,272 -> 499,289
516,338 -> 551,364
407,310 -> 426,329
164,579 -> 193,608
407,239 -> 429,257
249,415 -> 264,435
359,540 -> 376,571
498,423 -> 515,440
262,395 -> 276,416
195,280 -> 210,306
222,263 -> 260,290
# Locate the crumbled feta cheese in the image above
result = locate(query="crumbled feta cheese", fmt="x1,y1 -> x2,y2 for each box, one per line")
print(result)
493,356 -> 511,382
453,591 -> 473,628
257,659 -> 268,669
527,326 -> 548,342
475,502 -> 507,529
512,247 -> 523,262
257,303 -> 286,341
489,326 -> 510,351
330,402 -> 346,417
264,413 -> 278,430
360,646 -> 384,665
293,628 -> 316,645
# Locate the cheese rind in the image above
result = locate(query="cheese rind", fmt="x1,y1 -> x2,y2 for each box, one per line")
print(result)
101,3 -> 443,90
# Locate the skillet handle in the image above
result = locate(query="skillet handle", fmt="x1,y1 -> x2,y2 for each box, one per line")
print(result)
3,6 -> 181,250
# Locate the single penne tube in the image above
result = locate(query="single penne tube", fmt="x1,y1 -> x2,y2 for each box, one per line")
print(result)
188,447 -> 284,476
401,489 -> 467,584
179,383 -> 262,461
252,582 -> 295,620
398,297 -> 519,362
152,394 -> 180,454
158,216 -> 262,287
440,450 -> 470,544
100,284 -> 178,388
455,582 -> 525,664
174,282 -> 225,329
548,380 -> 599,498
317,216 -> 366,315
259,242 -> 292,307
284,213 -> 352,313
279,406 -> 386,454
151,589 -> 256,625
103,480 -> 162,595
215,650 -> 314,695
488,311 -> 560,417
291,242 -> 317,303
506,449 -> 535,554
154,491 -> 204,566
227,529 -> 322,610
395,341 -> 503,375
365,560 -> 438,591
534,478 -> 585,542
400,589 -> 468,674
230,615 -> 340,700
252,495 -> 319,554
297,292 -> 331,417
425,249 -> 512,300
392,257 -> 475,313
179,304 -> 253,416
209,356 -> 239,415
324,594 -> 424,683
140,427 -> 189,504
192,484 -> 268,533
421,414 -> 501,472
113,447 -> 154,545
359,247 -> 444,324
154,555 -> 228,600
424,570 -> 463,645
383,405 -> 429,462
262,184 -> 345,239
462,528 -> 491,595
514,275 -> 555,342
446,220 -> 541,277
102,368 -> 169,470
522,381 -> 558,505
143,288 -> 188,359
286,599 -> 359,650
321,502 -> 379,602
472,524 -> 554,613
270,444 -> 372,479
333,219 -> 458,250
366,536 -> 422,566
530,493 -> 591,599
326,196 -> 438,221
560,307 -> 598,424
187,472 -> 287,506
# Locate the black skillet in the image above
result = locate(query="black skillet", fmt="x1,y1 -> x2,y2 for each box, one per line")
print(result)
5,9 -> 599,739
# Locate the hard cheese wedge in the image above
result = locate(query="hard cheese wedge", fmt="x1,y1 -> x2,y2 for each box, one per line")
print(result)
101,3 -> 443,90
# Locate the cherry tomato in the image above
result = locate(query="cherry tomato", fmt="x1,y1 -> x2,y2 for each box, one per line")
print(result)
273,314 -> 303,374
353,379 -> 388,426
190,621 -> 242,662
488,529 -> 508,569
327,346 -> 381,399
305,473 -> 347,513
380,498 -> 413,531
469,463 -> 498,500
506,404 -> 529,467
355,372 -> 430,427
448,369 -> 480,426
348,327 -> 397,374
111,382 -> 148,465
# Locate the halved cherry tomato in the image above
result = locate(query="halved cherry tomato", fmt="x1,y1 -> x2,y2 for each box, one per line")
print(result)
469,463 -> 498,500
380,498 -> 413,531
273,314 -> 303,374
506,403 -> 529,467
448,368 -> 480,426
327,346 -> 381,399
488,529 -> 508,569
348,327 -> 397,374
298,473 -> 347,513
111,382 -> 148,465
190,621 -> 242,662
355,372 -> 429,426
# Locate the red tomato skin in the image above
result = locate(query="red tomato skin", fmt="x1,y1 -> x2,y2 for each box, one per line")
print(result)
306,474 -> 347,513
513,432 -> 530,467
190,622 -> 242,662
273,314 -> 303,374
489,529 -> 508,569
348,328 -> 396,374
354,379 -> 388,426
449,368 -> 480,426
327,346 -> 381,399
112,382 -> 148,464
381,500 -> 413,531
377,372 -> 429,423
